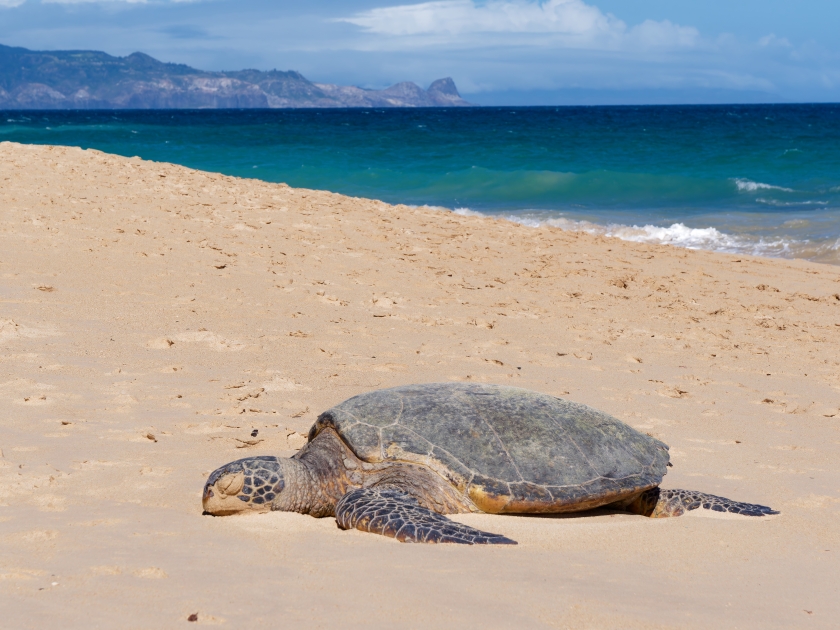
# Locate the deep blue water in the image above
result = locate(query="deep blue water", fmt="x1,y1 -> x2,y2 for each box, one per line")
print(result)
3,105 -> 840,262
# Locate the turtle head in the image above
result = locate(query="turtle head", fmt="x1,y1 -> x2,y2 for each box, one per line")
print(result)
202,456 -> 286,515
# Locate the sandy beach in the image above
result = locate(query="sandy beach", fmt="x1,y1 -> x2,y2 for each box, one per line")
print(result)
1,141 -> 838,628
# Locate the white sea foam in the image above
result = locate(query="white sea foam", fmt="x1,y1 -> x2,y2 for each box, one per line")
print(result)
453,207 -> 486,218
548,218 -> 799,258
446,206 -> 808,259
605,223 -> 741,249
733,178 -> 794,193
439,201 -> 840,262
524,217 -> 755,251
756,198 -> 828,207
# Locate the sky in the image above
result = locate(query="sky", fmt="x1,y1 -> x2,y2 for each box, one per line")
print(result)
1,0 -> 838,105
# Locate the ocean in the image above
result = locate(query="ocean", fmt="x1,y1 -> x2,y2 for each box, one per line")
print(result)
3,105 -> 840,264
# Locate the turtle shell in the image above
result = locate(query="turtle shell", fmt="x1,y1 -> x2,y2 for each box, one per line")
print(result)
309,383 -> 670,514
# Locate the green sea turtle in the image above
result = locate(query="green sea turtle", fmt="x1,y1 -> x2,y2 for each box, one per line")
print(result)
202,383 -> 777,544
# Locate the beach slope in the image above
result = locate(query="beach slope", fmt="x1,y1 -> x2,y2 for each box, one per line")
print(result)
1,142 -> 838,628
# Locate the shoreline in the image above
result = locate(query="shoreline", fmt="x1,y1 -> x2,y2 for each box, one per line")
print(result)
1,142 -> 839,628
447,207 -> 840,266
5,104 -> 840,269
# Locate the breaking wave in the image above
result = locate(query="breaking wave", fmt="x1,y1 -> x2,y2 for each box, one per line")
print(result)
521,217 -> 799,257
445,207 -> 840,264
733,178 -> 794,193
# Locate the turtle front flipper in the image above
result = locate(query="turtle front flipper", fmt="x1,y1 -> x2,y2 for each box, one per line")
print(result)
625,487 -> 779,518
335,487 -> 516,544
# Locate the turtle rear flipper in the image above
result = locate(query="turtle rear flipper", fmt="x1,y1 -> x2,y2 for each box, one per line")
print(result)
335,487 -> 516,544
626,487 -> 779,518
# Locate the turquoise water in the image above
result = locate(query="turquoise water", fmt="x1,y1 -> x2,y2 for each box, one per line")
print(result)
3,105 -> 840,263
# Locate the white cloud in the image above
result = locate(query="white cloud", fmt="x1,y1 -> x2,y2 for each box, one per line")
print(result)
0,0 -> 26,7
339,0 -> 699,50
628,19 -> 699,49
758,33 -> 792,49
342,0 -> 616,36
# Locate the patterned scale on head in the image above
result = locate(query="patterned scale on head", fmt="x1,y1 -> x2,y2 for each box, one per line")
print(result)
203,456 -> 285,515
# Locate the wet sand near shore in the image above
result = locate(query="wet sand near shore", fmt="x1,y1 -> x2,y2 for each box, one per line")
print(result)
1,142 -> 838,628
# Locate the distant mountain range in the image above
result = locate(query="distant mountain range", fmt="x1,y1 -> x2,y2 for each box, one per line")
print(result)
0,44 -> 472,109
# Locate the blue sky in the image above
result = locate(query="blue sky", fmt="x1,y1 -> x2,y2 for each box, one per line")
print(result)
1,0 -> 838,104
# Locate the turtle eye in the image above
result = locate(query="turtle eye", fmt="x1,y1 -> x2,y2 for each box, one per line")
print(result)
218,472 -> 245,496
